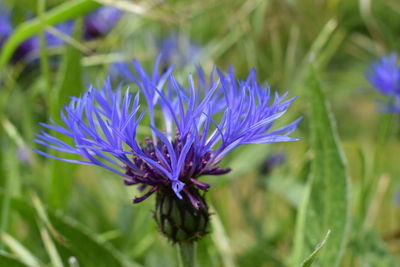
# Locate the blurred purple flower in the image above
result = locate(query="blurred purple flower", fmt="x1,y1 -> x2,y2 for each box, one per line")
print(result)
11,37 -> 38,62
159,33 -> 202,69
33,56 -> 301,208
1,5 -> 122,64
0,5 -> 13,48
84,6 -> 122,40
366,53 -> 400,112
0,6 -> 38,62
18,145 -> 33,165
261,152 -> 286,175
45,21 -> 74,47
0,5 -> 75,62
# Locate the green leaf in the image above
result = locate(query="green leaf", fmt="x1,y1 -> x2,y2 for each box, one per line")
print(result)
48,18 -> 84,209
48,213 -> 138,267
54,19 -> 84,110
301,230 -> 331,267
209,205 -> 235,267
351,229 -> 398,267
0,0 -> 100,69
292,67 -> 350,267
39,226 -> 64,267
0,193 -> 138,267
2,233 -> 44,267
0,252 -> 26,267
217,144 -> 271,184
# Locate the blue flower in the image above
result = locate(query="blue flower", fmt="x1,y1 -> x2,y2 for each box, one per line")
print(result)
84,6 -> 122,40
33,56 -> 301,208
0,5 -> 13,49
366,53 -> 400,112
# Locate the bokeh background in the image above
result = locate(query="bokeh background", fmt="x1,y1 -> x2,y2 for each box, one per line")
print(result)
0,0 -> 399,266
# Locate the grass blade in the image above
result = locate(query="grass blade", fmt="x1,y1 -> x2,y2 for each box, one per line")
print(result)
2,233 -> 43,267
210,205 -> 235,267
40,226 -> 64,267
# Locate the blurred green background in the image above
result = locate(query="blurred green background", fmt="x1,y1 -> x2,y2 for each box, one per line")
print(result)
0,0 -> 399,266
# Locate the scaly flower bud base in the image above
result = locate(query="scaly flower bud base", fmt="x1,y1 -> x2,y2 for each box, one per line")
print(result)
155,187 -> 209,243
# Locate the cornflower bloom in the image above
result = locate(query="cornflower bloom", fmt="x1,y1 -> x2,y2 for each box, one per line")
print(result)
366,53 -> 400,112
34,56 -> 300,242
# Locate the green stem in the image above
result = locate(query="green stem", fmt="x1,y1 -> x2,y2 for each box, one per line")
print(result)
362,112 -> 393,222
38,0 -> 52,102
177,242 -> 196,267
0,171 -> 12,250
0,144 -> 19,250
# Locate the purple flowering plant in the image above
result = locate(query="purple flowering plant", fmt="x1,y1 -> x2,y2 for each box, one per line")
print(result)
366,53 -> 400,112
0,5 -> 122,62
33,55 -> 300,242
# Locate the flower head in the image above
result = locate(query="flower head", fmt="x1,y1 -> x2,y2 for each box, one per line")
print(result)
34,56 -> 300,208
366,53 -> 400,112
84,6 -> 122,40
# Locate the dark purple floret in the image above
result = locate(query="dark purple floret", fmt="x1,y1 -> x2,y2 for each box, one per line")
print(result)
124,133 -> 230,207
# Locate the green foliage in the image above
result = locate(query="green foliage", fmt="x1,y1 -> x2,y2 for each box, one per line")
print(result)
0,252 -> 26,267
0,193 -> 138,267
48,18 -> 83,209
293,68 -> 350,267
301,230 -> 331,267
351,229 -> 398,267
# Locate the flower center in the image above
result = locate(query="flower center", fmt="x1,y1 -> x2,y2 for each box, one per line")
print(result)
123,135 -> 230,206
